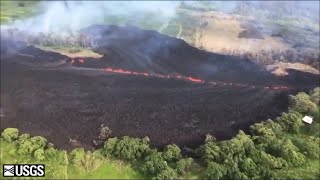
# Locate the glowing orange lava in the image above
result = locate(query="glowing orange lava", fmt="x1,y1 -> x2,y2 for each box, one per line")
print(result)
186,77 -> 205,83
78,59 -> 85,64
68,58 -> 291,91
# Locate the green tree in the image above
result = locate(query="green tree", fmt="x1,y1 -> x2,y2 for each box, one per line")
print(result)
141,152 -> 168,175
34,148 -> 45,161
153,167 -> 178,180
276,111 -> 303,134
309,87 -> 320,105
205,161 -> 226,179
220,131 -> 254,159
272,139 -> 305,167
292,136 -> 320,159
198,141 -> 221,163
163,144 -> 181,161
103,137 -> 118,156
45,147 -> 59,158
1,128 -> 19,142
17,136 -> 47,155
112,136 -> 150,160
30,136 -> 47,149
70,148 -> 86,166
249,147 -> 287,169
239,158 -> 258,178
17,133 -> 30,144
289,92 -> 317,114
176,158 -> 193,175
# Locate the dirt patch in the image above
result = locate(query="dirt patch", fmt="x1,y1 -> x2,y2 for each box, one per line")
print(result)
193,11 -> 291,53
267,62 -> 320,76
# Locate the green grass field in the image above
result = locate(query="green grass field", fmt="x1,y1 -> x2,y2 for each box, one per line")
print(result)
0,1 -> 41,24
0,140 -> 144,179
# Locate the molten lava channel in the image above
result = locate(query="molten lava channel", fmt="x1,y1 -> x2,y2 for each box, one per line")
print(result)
69,58 -> 290,91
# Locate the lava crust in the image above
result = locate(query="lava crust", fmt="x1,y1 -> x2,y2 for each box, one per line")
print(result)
1,25 -> 319,150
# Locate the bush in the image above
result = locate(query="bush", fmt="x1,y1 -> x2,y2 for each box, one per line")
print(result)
289,92 -> 318,115
70,148 -> 86,166
250,120 -> 282,145
276,139 -> 306,167
163,144 -> 181,161
292,136 -> 320,159
103,137 -> 118,156
153,167 -> 178,180
197,141 -> 221,163
205,161 -> 226,179
103,136 -> 151,161
18,136 -> 47,155
239,158 -> 259,178
34,148 -> 45,161
276,111 -> 303,134
141,152 -> 168,175
309,87 -> 320,105
1,128 -> 19,142
45,147 -> 59,158
176,158 -> 193,175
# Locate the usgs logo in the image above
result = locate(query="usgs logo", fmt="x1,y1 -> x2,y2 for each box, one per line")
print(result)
3,164 -> 45,177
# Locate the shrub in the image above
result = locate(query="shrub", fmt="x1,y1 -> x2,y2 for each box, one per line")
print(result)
18,136 -> 47,155
103,137 -> 118,156
292,136 -> 320,159
309,87 -> 320,105
276,111 -> 303,134
153,166 -> 178,180
176,158 -> 193,175
275,139 -> 306,167
103,136 -> 151,161
34,148 -> 45,161
163,144 -> 181,161
205,161 -> 226,179
289,92 -> 318,115
113,136 -> 150,160
141,152 -> 168,175
1,128 -> 19,142
70,148 -> 86,166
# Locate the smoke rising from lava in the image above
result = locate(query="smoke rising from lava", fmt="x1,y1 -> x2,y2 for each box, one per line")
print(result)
5,1 -> 179,35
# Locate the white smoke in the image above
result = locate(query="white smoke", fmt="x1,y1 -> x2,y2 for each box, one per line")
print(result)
8,1 -> 179,35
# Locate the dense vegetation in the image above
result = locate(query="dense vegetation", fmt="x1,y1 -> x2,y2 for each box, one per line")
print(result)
1,88 -> 319,179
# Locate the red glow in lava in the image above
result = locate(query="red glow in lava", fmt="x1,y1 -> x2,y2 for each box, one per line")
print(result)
69,58 -> 291,91
78,59 -> 85,64
186,77 -> 204,83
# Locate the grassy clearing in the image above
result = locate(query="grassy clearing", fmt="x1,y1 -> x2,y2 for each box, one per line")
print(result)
68,159 -> 143,179
35,45 -> 103,58
0,140 -> 144,179
274,152 -> 320,179
0,0 -> 40,24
